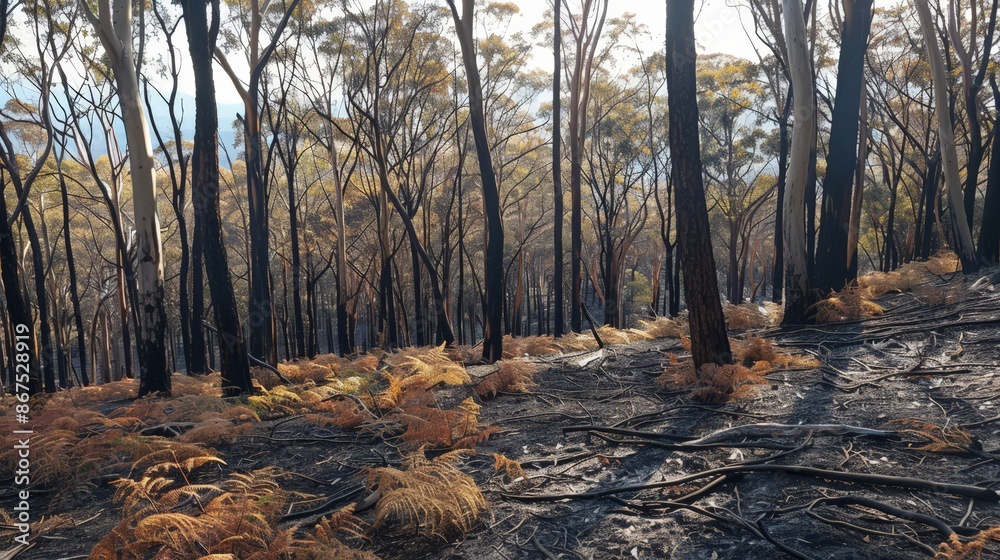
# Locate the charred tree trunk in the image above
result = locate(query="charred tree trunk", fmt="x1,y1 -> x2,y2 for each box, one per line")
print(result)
57,160 -> 88,385
552,0 -> 564,337
181,0 -> 253,396
918,154 -> 942,261
447,0 -> 504,362
815,0 -> 873,293
0,177 -> 40,394
666,0 -> 732,368
977,77 -> 1000,265
190,208 -> 207,374
288,154 -> 305,359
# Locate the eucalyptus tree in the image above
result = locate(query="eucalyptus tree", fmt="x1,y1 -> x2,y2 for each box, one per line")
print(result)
782,0 -> 815,323
215,0 -> 302,365
178,0 -> 254,395
446,0 -> 504,361
0,0 -> 78,393
665,0 -> 731,367
914,0 -> 978,273
814,0 -> 873,293
145,0 -> 203,375
583,72 -> 651,328
336,0 -> 456,347
563,0 -> 608,333
82,0 -> 171,394
696,54 -> 774,304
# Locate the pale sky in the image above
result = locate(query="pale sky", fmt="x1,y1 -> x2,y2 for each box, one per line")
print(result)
206,0 -> 759,106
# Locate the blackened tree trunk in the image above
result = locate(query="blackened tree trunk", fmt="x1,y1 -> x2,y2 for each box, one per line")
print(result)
977,77 -> 1000,265
552,0 -> 564,337
814,0 -> 873,294
773,107 -> 789,303
287,146 -> 306,358
666,0 -> 732,368
57,162 -> 88,385
847,85 -> 868,280
918,154 -> 941,261
447,0 -> 504,362
0,176 -> 40,394
190,205 -> 207,373
181,0 -> 253,396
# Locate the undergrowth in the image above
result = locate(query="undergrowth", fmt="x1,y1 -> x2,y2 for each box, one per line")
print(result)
937,527 -> 1000,559
658,337 -> 817,402
366,449 -> 486,541
475,361 -> 538,399
815,252 -> 963,324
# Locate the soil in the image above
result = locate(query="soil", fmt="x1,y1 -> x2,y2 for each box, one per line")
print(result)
7,268 -> 1000,560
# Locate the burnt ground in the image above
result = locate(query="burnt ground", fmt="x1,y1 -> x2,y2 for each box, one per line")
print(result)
9,268 -> 1000,559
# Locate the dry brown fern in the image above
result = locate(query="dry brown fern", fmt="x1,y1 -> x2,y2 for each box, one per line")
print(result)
291,504 -> 380,560
729,337 -> 818,372
391,397 -> 496,450
474,361 -> 538,399
305,398 -> 373,429
724,303 -> 771,330
502,335 -> 564,358
278,360 -> 334,384
810,284 -> 884,324
936,527 -> 1000,559
492,453 -> 525,482
367,449 -> 486,541
658,354 -> 765,403
92,466 -> 288,560
893,419 -> 975,453
637,316 -> 686,339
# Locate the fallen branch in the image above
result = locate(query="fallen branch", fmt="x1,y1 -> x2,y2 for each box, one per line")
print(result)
769,496 -> 957,538
504,464 -> 1000,502
685,423 -> 897,445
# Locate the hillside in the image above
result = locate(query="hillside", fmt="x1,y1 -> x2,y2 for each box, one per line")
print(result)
4,263 -> 1000,559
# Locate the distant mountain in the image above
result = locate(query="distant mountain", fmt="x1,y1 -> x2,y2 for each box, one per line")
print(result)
0,85 -> 244,159
143,90 -> 245,157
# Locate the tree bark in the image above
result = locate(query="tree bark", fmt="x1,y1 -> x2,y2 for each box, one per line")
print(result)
181,0 -> 253,396
84,0 -> 170,395
915,0 -> 979,273
814,0 -> 872,293
666,0 -> 732,368
847,83 -> 868,280
976,77 -> 1000,265
447,0 -> 504,362
782,0 -> 815,324
552,0 -> 564,337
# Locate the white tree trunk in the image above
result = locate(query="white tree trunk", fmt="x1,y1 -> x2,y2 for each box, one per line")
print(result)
84,0 -> 169,392
782,0 -> 815,322
914,0 -> 979,271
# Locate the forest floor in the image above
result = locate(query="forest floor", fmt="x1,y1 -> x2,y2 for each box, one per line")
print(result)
5,261 -> 1000,559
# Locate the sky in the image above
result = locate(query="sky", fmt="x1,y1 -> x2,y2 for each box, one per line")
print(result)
204,0 -> 760,107
5,0 -> 760,153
